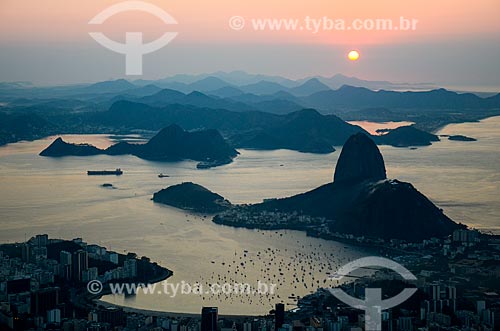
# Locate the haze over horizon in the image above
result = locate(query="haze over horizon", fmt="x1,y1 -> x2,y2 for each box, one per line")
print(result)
1,0 -> 499,89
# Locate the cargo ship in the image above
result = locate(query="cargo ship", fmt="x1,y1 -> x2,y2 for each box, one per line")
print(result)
87,169 -> 123,176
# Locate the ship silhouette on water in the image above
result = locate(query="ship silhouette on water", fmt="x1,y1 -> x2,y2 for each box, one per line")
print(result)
87,168 -> 123,176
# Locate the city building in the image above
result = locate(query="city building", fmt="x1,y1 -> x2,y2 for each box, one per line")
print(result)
275,303 -> 285,331
201,307 -> 218,331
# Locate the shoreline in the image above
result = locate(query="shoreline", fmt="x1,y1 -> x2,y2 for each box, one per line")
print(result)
83,260 -> 267,319
95,299 -> 266,320
73,262 -> 174,313
211,219 -> 424,256
85,226 -> 392,318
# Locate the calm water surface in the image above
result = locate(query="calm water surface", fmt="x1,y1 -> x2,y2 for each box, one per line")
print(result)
0,117 -> 499,314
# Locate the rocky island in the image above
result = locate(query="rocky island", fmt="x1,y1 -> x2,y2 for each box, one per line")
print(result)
375,125 -> 440,147
40,124 -> 239,168
448,134 -> 477,142
153,182 -> 231,213
39,137 -> 102,156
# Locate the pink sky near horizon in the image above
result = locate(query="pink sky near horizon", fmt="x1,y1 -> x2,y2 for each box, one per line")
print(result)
1,0 -> 499,45
0,0 -> 499,86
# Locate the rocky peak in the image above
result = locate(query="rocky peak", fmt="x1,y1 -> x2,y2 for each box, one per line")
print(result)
333,133 -> 387,184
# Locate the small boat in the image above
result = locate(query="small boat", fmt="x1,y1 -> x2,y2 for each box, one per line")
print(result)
196,162 -> 213,169
158,173 -> 170,178
87,169 -> 123,176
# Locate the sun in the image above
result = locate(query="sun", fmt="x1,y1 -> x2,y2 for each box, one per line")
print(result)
348,50 -> 360,61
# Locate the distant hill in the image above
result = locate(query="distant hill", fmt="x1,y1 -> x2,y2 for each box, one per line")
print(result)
153,182 -> 231,213
236,78 -> 330,97
235,78 -> 330,97
135,72 -> 435,91
303,86 -> 500,111
227,91 -> 305,114
121,84 -> 163,97
138,88 -> 186,105
80,79 -> 136,94
289,78 -> 331,96
127,82 -> 500,117
187,76 -> 232,91
40,125 -> 238,168
115,88 -> 303,114
207,86 -> 244,98
308,74 -> 436,90
240,81 -> 289,95
194,71 -> 298,87
0,112 -> 56,146
250,99 -> 304,114
2,74 -> 498,148
90,100 -> 282,132
231,109 -> 367,153
136,89 -> 256,112
89,101 -> 441,152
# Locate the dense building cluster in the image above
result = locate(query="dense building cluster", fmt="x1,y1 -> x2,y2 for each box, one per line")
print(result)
0,230 -> 499,330
0,235 -> 166,330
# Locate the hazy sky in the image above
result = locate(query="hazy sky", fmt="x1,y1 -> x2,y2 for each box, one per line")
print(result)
1,0 -> 499,88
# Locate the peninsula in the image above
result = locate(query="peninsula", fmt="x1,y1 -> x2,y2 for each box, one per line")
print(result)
158,133 -> 463,242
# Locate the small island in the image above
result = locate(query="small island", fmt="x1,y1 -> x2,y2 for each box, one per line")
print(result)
375,125 -> 440,147
40,124 -> 239,169
153,182 -> 232,213
448,134 -> 477,142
